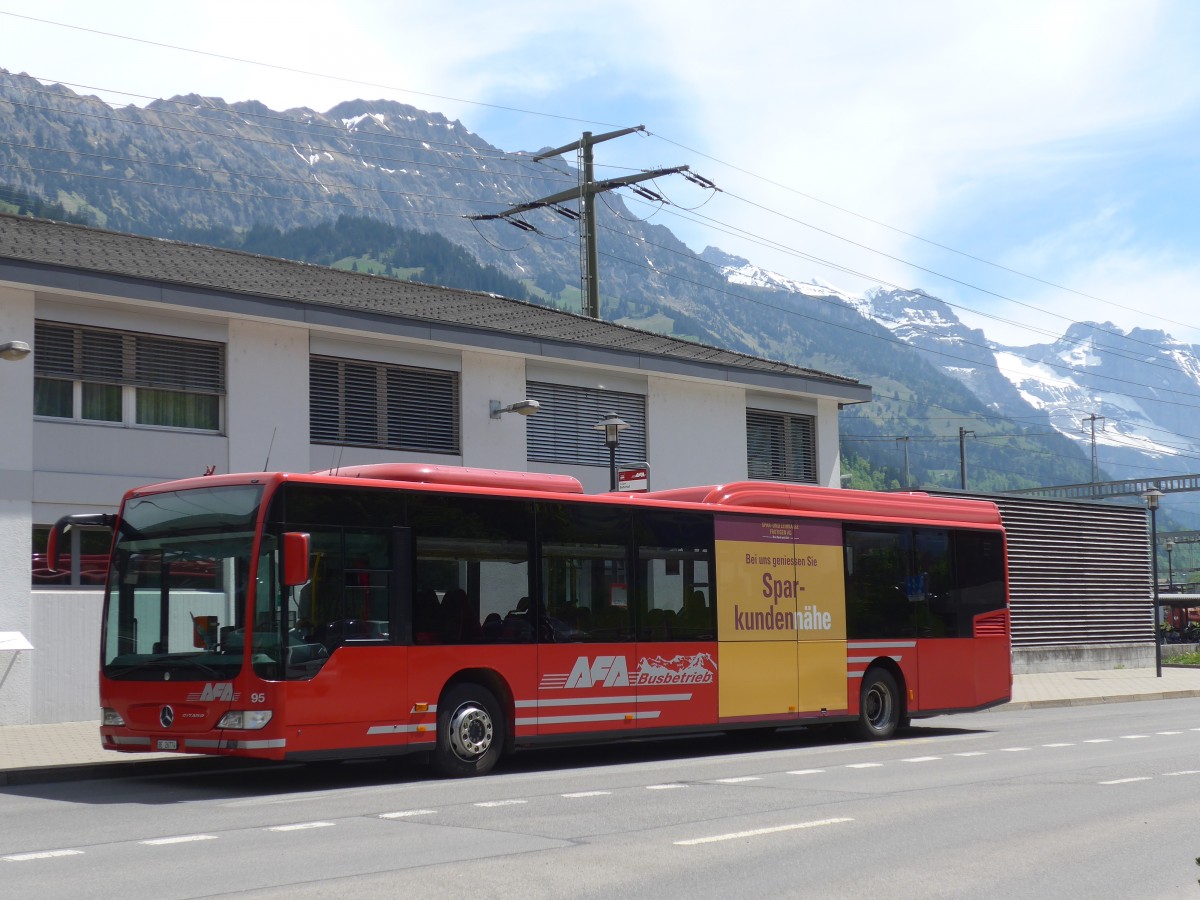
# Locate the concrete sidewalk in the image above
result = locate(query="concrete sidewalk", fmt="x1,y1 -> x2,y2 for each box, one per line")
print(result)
2,665 -> 1199,785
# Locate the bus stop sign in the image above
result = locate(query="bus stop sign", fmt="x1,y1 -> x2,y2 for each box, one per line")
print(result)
617,465 -> 649,492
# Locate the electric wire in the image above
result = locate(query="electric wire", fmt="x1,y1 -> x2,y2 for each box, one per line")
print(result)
0,11 -> 624,128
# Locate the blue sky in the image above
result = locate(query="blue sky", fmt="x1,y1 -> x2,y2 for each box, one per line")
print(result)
3,0 -> 1200,347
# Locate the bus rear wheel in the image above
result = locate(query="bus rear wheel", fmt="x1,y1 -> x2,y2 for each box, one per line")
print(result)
855,668 -> 901,740
433,683 -> 504,777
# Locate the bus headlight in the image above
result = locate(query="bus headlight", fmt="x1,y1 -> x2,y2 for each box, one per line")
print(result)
217,710 -> 273,730
101,708 -> 126,727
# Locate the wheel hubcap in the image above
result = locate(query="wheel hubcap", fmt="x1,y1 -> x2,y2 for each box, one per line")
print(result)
865,684 -> 893,729
448,702 -> 493,760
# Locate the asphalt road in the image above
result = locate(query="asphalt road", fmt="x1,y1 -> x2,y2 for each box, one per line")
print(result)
2,700 -> 1198,899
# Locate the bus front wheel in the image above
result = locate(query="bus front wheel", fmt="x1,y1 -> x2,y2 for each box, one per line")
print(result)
433,683 -> 504,777
855,668 -> 901,740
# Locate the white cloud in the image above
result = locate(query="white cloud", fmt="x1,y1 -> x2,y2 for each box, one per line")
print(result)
4,0 -> 1200,350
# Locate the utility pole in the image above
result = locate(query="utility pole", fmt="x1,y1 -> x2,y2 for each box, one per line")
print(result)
469,126 -> 711,319
896,436 -> 911,488
959,427 -> 975,490
1083,413 -> 1105,486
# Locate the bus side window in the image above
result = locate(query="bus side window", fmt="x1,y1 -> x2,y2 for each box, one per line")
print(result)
634,510 -> 714,642
538,502 -> 631,643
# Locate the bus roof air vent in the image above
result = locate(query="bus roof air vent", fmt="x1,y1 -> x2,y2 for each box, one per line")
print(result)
311,463 -> 585,494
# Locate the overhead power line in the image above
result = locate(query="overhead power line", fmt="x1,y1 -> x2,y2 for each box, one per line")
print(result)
470,126 -> 711,318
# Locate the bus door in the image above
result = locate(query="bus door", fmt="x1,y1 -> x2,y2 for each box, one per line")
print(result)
275,526 -> 409,754
633,510 -> 719,730
534,503 -> 639,738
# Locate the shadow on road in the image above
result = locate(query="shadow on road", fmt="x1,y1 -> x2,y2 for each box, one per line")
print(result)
0,720 -> 988,805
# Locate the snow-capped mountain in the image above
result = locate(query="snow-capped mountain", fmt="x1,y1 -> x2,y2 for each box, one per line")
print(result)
992,323 -> 1200,472
738,269 -> 1200,486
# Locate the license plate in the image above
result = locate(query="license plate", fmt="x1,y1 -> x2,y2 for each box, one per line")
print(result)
156,739 -> 178,751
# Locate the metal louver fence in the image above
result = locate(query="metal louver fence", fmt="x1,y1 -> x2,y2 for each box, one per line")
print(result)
938,492 -> 1152,648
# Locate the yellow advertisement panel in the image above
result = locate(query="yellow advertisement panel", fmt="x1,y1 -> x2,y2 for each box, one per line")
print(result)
797,640 -> 849,714
715,515 -> 848,719
718,642 -> 797,719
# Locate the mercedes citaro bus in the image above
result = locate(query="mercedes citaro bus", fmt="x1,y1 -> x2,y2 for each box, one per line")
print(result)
50,464 -> 1010,777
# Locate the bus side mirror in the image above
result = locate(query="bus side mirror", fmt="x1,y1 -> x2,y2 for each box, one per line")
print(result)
46,512 -> 116,573
283,532 -> 311,586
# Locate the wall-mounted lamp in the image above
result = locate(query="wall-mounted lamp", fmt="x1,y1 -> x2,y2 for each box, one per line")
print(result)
0,340 -> 31,362
490,399 -> 541,419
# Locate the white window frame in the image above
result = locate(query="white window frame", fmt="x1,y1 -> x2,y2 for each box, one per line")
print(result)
309,354 -> 460,454
746,407 -> 818,484
33,320 -> 226,433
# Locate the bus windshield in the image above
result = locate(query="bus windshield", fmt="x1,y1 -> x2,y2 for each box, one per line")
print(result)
102,485 -> 265,682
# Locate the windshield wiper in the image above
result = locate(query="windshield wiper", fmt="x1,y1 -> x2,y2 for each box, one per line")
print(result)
107,653 -> 227,679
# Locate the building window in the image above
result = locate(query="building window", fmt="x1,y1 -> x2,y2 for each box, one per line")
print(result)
525,381 -> 647,467
34,321 -> 224,431
747,408 -> 817,483
32,524 -> 112,589
310,355 -> 460,453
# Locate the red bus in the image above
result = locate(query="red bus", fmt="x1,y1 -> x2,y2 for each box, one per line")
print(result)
51,463 -> 1010,777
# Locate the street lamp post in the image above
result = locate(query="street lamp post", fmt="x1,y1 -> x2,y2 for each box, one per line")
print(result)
1165,539 -> 1175,592
1141,488 -> 1164,678
593,413 -> 628,491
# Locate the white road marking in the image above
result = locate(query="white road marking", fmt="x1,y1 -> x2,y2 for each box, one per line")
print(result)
902,756 -> 941,763
1120,735 -> 1149,740
1042,743 -> 1074,748
787,769 -> 825,775
713,776 -> 762,783
1099,777 -> 1152,785
3,849 -> 84,861
647,783 -> 688,790
675,817 -> 853,846
1000,747 -> 1030,752
379,810 -> 436,819
475,799 -> 528,807
954,751 -> 987,757
268,822 -> 335,832
1083,739 -> 1112,744
1164,770 -> 1200,777
846,762 -> 883,769
1156,731 -> 1182,736
562,791 -> 611,798
140,835 -> 218,846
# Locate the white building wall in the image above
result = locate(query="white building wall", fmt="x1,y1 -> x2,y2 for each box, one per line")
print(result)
646,376 -> 747,490
33,426 -> 228,523
30,591 -> 102,723
817,398 -> 844,488
461,351 -> 529,471
227,319 -> 310,475
0,285 -> 35,725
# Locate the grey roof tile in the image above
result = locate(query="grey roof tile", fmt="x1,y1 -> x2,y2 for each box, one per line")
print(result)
0,213 -> 863,389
